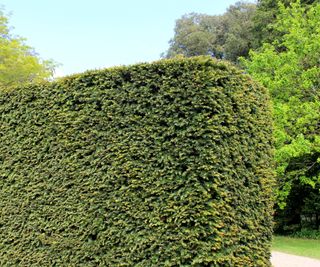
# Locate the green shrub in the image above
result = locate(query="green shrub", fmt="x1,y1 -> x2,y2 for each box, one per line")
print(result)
291,229 -> 320,240
0,56 -> 274,266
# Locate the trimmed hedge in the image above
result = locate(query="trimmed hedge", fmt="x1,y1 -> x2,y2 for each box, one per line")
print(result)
0,57 -> 274,266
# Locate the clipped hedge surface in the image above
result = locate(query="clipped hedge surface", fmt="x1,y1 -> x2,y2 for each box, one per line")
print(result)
0,57 -> 274,266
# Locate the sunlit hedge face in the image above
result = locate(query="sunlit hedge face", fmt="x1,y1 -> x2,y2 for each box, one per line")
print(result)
0,56 -> 274,266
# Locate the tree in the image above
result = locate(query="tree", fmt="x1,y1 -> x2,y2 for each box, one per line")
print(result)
0,9 -> 55,90
252,0 -> 319,48
162,2 -> 257,63
242,1 -> 320,232
219,1 -> 257,62
163,13 -> 222,58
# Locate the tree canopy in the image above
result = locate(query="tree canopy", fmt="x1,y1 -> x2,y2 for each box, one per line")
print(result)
163,13 -> 220,58
0,9 -> 55,90
162,2 -> 257,62
252,0 -> 319,48
242,1 -> 320,231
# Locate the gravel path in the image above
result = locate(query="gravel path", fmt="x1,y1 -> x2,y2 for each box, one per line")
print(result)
271,251 -> 320,267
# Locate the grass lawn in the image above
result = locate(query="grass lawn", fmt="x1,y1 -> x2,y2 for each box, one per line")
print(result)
272,235 -> 320,260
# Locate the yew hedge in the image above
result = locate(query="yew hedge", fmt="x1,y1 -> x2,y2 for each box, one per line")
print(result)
0,57 -> 274,266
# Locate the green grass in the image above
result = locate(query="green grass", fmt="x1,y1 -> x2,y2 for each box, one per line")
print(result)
272,235 -> 320,259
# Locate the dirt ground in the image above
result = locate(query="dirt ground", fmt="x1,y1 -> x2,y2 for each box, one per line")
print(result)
271,251 -> 320,267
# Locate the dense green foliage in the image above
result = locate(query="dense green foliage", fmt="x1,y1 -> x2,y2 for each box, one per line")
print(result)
165,0 -> 319,233
163,1 -> 319,63
252,0 -> 319,48
162,2 -> 257,62
163,13 -> 220,58
0,57 -> 274,266
0,9 -> 55,90
290,229 -> 320,240
242,2 -> 320,232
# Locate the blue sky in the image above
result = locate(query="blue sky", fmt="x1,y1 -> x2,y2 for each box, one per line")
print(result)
1,0 -> 254,77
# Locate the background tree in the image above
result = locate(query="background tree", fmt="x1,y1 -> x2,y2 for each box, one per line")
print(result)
252,0 -> 319,48
163,13 -> 222,58
242,1 -> 320,232
218,1 -> 257,62
163,2 -> 257,63
0,9 -> 56,90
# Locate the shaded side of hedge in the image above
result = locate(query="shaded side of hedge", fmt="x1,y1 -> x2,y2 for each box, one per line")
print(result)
0,57 -> 274,266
